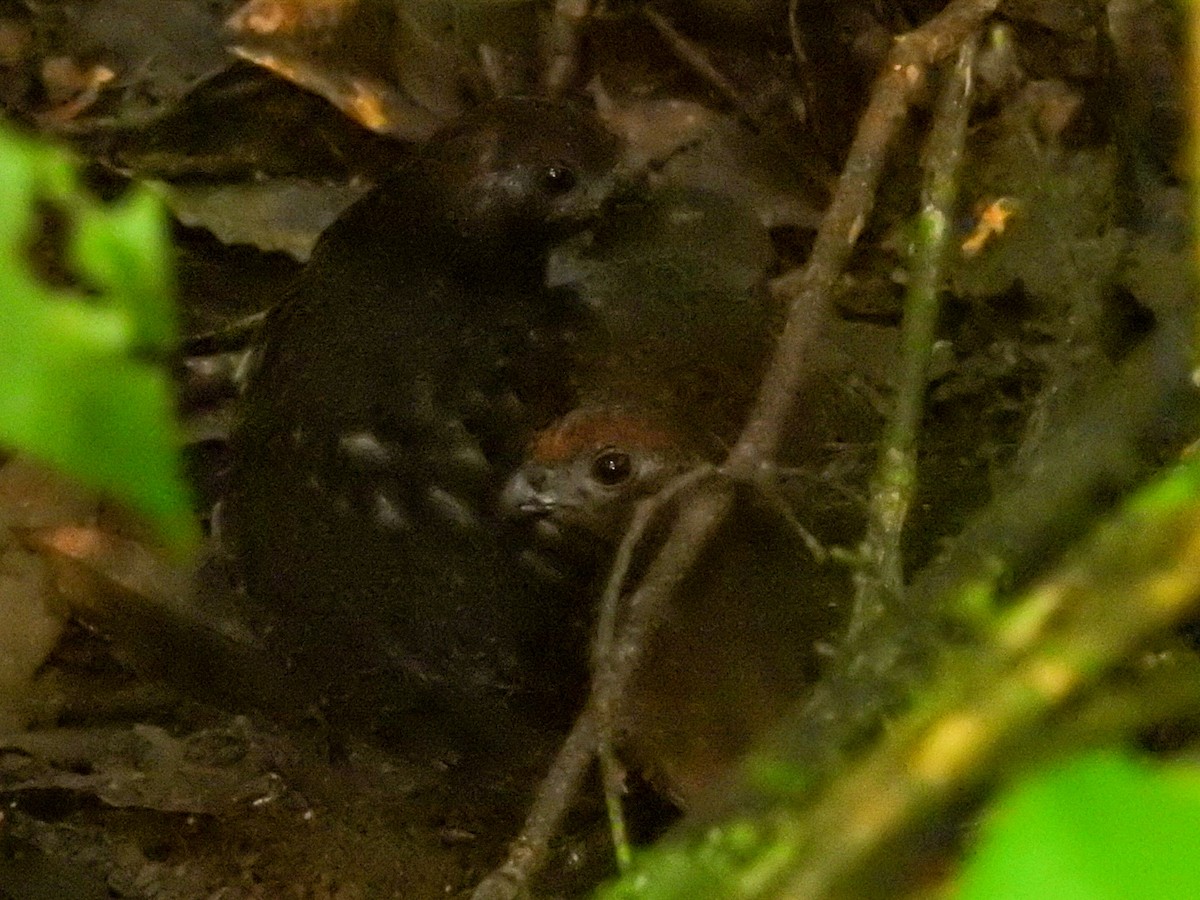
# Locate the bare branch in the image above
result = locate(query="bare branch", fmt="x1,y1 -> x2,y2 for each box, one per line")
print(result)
541,0 -> 595,98
473,1 -> 1003,894
853,33 -> 978,628
727,0 -> 1001,477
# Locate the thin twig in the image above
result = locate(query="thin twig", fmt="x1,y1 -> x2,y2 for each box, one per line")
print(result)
743,468 -> 828,562
182,309 -> 269,356
599,746 -> 632,872
591,465 -> 716,872
592,465 -> 718,669
851,33 -> 978,629
469,710 -> 600,900
726,0 -> 1000,479
642,5 -> 763,131
541,0 -> 595,98
470,482 -> 734,900
787,0 -> 808,75
589,482 -> 736,751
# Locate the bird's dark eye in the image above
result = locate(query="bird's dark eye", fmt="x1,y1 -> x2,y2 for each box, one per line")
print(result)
542,163 -> 577,195
591,448 -> 632,486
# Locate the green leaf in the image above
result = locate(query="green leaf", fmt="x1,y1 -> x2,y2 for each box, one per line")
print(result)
0,123 -> 196,553
957,752 -> 1200,900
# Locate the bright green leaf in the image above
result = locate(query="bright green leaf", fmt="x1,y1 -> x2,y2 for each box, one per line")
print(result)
957,752 -> 1200,900
0,123 -> 196,553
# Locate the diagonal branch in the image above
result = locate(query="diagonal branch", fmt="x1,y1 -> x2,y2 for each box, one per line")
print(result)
470,2 -> 1002,895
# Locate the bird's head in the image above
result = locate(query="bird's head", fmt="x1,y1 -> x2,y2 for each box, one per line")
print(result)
427,97 -> 629,248
500,405 -> 703,543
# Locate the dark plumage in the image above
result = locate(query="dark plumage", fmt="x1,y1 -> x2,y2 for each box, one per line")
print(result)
501,403 -> 847,806
223,98 -> 622,737
225,118 -> 784,745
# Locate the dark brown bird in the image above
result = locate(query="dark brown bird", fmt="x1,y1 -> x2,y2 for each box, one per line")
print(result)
223,98 -> 623,739
501,402 -> 848,806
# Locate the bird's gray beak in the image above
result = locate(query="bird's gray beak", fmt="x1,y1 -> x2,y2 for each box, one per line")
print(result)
499,468 -> 556,520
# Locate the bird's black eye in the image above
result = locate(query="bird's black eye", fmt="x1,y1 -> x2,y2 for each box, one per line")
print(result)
591,448 -> 632,486
542,163 -> 577,195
